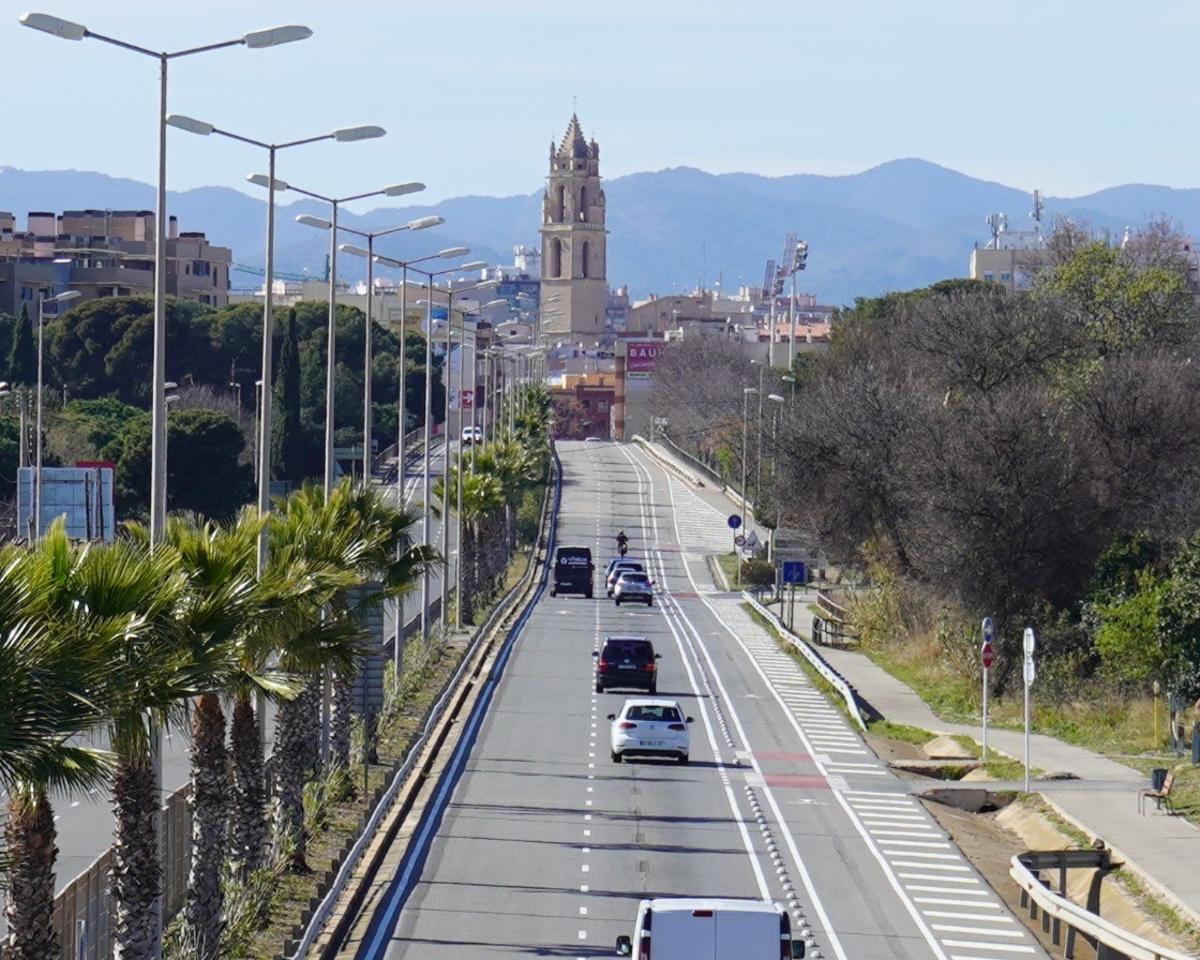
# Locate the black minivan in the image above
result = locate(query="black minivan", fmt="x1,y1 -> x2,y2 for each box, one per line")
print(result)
551,545 -> 594,598
594,635 -> 661,694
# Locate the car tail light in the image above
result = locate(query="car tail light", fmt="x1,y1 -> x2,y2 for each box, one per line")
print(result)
597,660 -> 609,671
639,935 -> 651,960
618,721 -> 638,730
668,723 -> 686,731
644,662 -> 655,672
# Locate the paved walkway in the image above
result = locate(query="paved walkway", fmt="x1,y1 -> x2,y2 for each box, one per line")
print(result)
636,438 -> 1200,929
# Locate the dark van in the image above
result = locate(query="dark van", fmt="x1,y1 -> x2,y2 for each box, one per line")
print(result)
552,545 -> 594,598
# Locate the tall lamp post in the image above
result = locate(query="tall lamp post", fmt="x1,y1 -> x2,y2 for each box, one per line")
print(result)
764,393 -> 784,563
739,386 -> 758,588
249,178 -> 423,494
19,12 -> 313,550
365,250 -> 475,652
167,114 -> 385,565
304,215 -> 445,482
34,289 -> 80,538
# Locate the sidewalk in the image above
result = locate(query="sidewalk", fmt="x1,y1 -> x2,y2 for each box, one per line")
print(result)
634,440 -> 1200,929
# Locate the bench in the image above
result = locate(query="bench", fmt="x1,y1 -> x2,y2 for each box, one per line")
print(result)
1137,771 -> 1175,815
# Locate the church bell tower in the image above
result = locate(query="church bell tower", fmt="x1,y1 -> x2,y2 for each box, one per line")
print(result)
539,114 -> 607,337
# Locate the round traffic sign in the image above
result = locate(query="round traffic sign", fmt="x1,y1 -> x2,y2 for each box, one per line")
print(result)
728,514 -> 742,530
734,534 -> 746,547
981,617 -> 993,644
981,641 -> 995,670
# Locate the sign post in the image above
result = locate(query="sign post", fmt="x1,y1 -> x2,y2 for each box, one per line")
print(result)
1023,626 -> 1036,792
728,514 -> 742,588
981,617 -> 994,761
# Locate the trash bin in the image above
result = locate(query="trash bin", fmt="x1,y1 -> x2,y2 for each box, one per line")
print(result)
1151,767 -> 1169,791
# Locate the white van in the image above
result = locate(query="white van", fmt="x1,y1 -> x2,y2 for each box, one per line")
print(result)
615,898 -> 804,959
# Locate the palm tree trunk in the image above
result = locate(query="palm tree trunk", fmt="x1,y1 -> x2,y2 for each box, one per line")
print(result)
110,753 -> 161,960
4,787 -> 59,960
298,678 -> 321,778
184,692 -> 228,960
271,692 -> 309,872
228,692 -> 266,878
329,666 -> 355,771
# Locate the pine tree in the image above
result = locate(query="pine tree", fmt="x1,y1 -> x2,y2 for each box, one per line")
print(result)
273,308 -> 306,487
8,302 -> 37,386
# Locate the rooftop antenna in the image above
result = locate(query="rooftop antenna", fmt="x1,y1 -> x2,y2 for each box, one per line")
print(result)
985,213 -> 1007,248
1029,190 -> 1045,247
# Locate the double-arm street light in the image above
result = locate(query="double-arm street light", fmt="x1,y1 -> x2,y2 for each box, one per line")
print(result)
20,12 -> 312,549
34,289 -> 80,539
166,114 -> 385,568
305,214 -> 444,483
250,179 -> 424,494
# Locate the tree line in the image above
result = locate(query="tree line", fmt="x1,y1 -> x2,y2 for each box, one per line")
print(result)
653,221 -> 1200,697
0,296 -> 446,522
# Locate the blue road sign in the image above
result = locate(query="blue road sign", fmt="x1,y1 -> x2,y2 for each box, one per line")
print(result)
781,560 -> 807,585
728,514 -> 742,530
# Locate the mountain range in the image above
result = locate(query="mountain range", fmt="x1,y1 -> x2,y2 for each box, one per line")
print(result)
2,159 -> 1199,305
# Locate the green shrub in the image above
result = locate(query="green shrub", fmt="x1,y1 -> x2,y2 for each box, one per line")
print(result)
740,558 -> 775,587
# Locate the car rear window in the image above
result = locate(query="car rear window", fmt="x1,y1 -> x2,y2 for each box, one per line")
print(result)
627,705 -> 681,722
556,547 -> 591,566
610,562 -> 643,575
619,573 -> 649,584
603,640 -> 652,661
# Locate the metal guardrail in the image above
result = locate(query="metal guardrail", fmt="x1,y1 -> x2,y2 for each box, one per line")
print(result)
289,445 -> 559,960
815,588 -> 850,624
742,592 -> 868,731
370,427 -> 423,477
630,435 -> 706,488
1009,851 -> 1194,960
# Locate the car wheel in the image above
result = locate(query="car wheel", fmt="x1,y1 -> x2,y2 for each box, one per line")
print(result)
679,753 -> 689,765
606,590 -> 612,597
550,589 -> 556,597
586,589 -> 593,599
611,751 -> 622,763
595,682 -> 603,693
615,598 -> 622,606
648,682 -> 657,695
647,599 -> 654,607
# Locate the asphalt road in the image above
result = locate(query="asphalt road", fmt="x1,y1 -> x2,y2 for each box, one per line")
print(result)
354,440 -> 1050,960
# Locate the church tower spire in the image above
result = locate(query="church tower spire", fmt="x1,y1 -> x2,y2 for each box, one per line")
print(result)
539,114 -> 607,337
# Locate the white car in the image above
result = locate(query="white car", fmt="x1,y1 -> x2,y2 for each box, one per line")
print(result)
606,559 -> 643,596
608,698 -> 692,763
461,425 -> 483,445
613,570 -> 653,606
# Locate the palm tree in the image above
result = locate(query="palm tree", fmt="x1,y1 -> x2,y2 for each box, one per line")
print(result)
436,462 -> 503,622
1,533 -> 114,960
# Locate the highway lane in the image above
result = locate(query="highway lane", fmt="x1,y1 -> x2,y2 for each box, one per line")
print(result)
354,440 -> 1049,960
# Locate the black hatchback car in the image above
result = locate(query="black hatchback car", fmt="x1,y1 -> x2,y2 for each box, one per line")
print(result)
593,636 -> 661,694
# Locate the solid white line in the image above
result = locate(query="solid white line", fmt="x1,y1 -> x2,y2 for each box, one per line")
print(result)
829,769 -> 890,776
844,790 -> 910,798
822,761 -> 879,768
859,813 -> 927,822
931,924 -> 1024,938
911,892 -> 993,902
861,817 -> 933,827
880,845 -> 958,856
894,864 -> 974,873
873,832 -> 947,841
923,911 -> 1013,923
947,952 -> 1035,959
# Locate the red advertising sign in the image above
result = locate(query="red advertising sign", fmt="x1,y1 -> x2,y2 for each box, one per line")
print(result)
460,389 -> 473,409
626,340 -> 667,376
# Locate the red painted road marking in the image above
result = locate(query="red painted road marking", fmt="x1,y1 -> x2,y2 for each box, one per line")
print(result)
764,774 -> 830,790
755,752 -> 812,763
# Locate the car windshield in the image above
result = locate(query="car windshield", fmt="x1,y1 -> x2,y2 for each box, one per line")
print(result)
619,573 -> 649,584
626,705 -> 681,722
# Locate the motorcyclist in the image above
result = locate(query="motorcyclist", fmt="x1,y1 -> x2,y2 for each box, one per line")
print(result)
616,530 -> 629,555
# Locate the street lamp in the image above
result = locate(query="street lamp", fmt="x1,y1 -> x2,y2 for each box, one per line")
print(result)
739,386 -> 758,589
764,393 -> 784,563
249,177 -> 419,494
309,213 -> 443,485
20,12 -> 312,550
167,114 -> 385,569
370,248 -> 472,652
34,289 -> 80,539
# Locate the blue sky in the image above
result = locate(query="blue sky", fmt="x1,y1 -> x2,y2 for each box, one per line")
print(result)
8,0 -> 1200,206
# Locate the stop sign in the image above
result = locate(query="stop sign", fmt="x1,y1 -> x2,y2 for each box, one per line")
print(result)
981,642 -> 995,669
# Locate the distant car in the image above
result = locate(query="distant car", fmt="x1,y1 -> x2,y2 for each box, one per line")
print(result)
608,698 -> 692,763
613,571 -> 653,606
461,425 -> 483,445
606,559 -> 644,596
593,635 -> 661,694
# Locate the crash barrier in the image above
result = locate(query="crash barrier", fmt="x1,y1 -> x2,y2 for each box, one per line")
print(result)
631,435 -> 707,488
48,782 -> 189,960
288,447 -> 559,960
743,591 -> 868,731
1010,849 -> 1193,960
370,427 -> 424,481
656,433 -> 724,487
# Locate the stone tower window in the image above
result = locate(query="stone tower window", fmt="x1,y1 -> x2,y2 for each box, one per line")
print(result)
580,239 -> 591,278
554,183 -> 566,223
579,185 -> 588,223
548,237 -> 563,278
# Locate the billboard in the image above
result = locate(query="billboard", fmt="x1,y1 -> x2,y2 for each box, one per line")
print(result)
17,465 -> 115,542
626,340 -> 668,378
